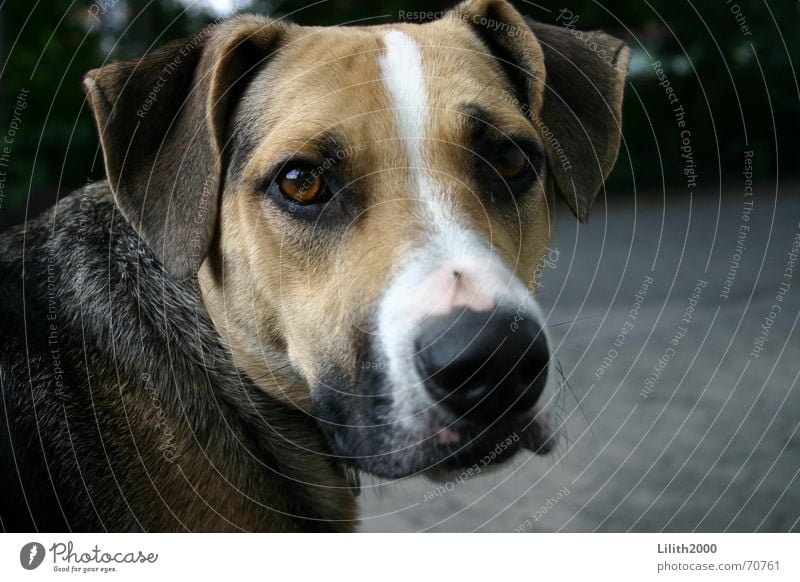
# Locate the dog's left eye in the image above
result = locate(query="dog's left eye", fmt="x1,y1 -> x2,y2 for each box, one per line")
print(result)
489,144 -> 531,181
277,165 -> 326,204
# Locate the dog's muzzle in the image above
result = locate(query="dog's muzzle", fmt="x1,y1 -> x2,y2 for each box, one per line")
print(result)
312,236 -> 556,478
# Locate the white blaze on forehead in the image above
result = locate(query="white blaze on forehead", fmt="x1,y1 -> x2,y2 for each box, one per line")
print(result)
379,30 -> 428,166
379,29 -> 454,229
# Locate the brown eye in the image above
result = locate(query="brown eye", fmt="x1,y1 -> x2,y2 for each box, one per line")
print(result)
278,166 -> 324,204
491,145 -> 529,180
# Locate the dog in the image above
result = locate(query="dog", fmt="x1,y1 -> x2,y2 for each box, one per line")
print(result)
0,0 -> 628,532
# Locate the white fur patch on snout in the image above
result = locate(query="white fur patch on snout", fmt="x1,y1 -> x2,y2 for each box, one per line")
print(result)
376,234 -> 549,429
399,253 -> 530,322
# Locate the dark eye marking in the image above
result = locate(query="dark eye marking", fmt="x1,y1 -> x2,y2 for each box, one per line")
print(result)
462,104 -> 544,195
257,136 -> 364,227
485,138 -> 541,187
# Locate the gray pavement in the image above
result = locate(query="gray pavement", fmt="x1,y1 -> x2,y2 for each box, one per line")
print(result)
358,186 -> 800,532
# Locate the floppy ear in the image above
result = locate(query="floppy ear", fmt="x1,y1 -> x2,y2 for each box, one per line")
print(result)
451,0 -> 630,222
83,16 -> 284,280
525,19 -> 629,222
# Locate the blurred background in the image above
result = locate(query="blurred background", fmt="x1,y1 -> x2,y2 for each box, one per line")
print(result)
1,1 -> 799,532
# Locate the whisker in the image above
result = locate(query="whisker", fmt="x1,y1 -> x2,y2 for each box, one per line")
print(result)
555,356 -> 597,449
556,344 -> 586,352
547,314 -> 599,328
252,363 -> 293,383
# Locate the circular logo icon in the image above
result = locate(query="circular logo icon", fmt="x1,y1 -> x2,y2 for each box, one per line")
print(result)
20,542 -> 46,570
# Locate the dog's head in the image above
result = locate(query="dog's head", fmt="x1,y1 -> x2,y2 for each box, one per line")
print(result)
84,0 -> 628,478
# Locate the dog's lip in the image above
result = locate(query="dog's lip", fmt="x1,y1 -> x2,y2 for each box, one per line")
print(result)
428,408 -> 556,455
433,426 -> 462,446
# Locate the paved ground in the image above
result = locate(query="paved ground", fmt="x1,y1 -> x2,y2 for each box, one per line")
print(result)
358,186 -> 800,532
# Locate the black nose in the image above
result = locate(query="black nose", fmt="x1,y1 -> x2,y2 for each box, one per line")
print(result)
414,308 -> 549,420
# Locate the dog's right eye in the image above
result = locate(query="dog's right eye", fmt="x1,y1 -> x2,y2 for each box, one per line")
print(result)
277,165 -> 326,205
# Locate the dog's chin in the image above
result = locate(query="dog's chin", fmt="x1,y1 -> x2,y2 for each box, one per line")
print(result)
323,411 -> 556,481
426,415 -> 555,479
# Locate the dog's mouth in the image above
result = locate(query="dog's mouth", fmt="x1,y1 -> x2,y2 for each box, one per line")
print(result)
311,361 -> 556,480
431,409 -> 555,455
318,409 -> 556,480
412,405 -> 556,476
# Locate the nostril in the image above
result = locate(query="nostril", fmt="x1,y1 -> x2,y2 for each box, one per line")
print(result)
414,308 -> 549,419
415,346 -> 490,402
